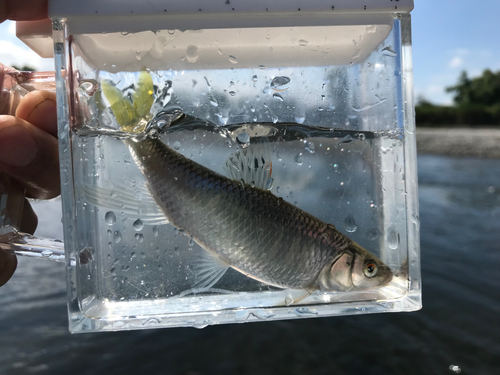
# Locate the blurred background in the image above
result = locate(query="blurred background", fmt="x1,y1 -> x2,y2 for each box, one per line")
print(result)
1,1 -> 499,374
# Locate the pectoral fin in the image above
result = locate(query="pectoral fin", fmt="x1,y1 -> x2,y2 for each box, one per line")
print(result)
82,180 -> 169,225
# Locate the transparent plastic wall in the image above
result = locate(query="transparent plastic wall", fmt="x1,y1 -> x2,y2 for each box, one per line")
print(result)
53,14 -> 420,332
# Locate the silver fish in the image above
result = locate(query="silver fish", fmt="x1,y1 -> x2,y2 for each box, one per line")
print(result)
124,128 -> 393,293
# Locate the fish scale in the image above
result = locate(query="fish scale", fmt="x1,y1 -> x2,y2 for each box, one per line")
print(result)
125,135 -> 390,291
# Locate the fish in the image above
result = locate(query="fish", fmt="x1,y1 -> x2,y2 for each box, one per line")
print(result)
94,72 -> 393,293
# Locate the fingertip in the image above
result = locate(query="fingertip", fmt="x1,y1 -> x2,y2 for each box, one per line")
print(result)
0,116 -> 39,167
20,199 -> 38,235
0,1 -> 48,22
16,91 -> 57,137
0,248 -> 17,287
0,116 -> 60,199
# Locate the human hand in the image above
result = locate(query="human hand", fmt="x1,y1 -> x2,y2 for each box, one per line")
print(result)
0,0 -> 56,287
0,89 -> 59,286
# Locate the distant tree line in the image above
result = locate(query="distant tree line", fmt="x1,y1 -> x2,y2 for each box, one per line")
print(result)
11,65 -> 37,72
416,69 -> 500,127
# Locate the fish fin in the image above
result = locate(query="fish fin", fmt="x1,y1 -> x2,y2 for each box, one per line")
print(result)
81,181 -> 169,225
181,251 -> 229,296
224,138 -> 274,190
132,70 -> 154,119
101,79 -> 138,130
271,289 -> 315,307
101,70 -> 154,133
292,290 -> 313,304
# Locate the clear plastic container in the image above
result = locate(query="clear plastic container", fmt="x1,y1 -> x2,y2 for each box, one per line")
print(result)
8,1 -> 421,332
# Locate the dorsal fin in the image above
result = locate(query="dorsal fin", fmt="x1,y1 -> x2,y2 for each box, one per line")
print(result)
224,137 -> 274,190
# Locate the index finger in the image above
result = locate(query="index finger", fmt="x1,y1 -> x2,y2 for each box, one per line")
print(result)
0,0 -> 48,23
16,91 -> 58,137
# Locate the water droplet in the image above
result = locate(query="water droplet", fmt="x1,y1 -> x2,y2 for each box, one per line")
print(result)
78,79 -> 99,97
143,317 -> 161,326
387,228 -> 400,249
272,115 -> 278,123
258,65 -> 266,70
209,97 -> 219,107
236,133 -> 250,147
338,134 -> 353,146
343,214 -> 357,233
270,76 -> 291,91
105,211 -> 116,225
305,142 -> 315,153
120,31 -> 130,36
367,228 -> 380,240
168,30 -> 175,35
235,310 -> 250,321
186,45 -> 199,63
229,91 -> 236,96
228,55 -> 238,64
358,133 -> 366,140
135,233 -> 144,242
294,153 -> 304,165
133,219 -> 144,231
153,226 -> 159,237
113,231 -> 122,243
173,141 -> 181,150
294,307 -> 318,316
252,75 -> 258,82
148,128 -> 159,139
294,116 -> 305,124
449,365 -> 462,374
411,213 -> 420,231
135,51 -> 142,60
298,39 -> 309,46
273,93 -> 283,101
266,176 -> 274,190
382,46 -> 397,57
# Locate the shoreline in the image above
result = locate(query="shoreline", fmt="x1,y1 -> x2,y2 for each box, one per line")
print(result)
416,127 -> 500,159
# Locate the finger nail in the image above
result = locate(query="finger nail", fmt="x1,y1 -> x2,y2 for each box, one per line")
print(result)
0,125 -> 38,167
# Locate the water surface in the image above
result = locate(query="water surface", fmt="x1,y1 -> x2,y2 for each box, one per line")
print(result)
0,154 -> 498,375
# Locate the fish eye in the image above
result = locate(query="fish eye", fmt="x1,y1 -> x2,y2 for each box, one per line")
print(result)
363,261 -> 378,278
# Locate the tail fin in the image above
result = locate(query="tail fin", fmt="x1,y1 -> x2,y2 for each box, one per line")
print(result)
101,70 -> 154,133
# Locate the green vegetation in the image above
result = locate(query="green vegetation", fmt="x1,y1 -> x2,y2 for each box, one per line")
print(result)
416,69 -> 500,127
11,65 -> 37,72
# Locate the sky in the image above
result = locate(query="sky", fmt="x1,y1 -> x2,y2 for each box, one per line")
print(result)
1,0 -> 499,105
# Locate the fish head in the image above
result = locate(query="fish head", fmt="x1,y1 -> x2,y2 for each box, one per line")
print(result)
317,241 -> 393,292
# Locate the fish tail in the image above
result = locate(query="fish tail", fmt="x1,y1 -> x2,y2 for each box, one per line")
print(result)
100,70 -> 154,133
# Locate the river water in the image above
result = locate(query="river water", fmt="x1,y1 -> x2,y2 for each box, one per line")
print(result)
0,154 -> 498,375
